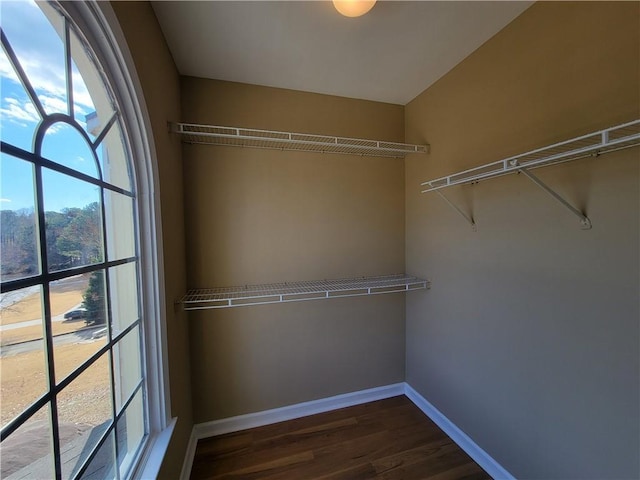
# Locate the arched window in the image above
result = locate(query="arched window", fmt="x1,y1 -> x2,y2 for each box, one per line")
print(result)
0,2 -> 168,478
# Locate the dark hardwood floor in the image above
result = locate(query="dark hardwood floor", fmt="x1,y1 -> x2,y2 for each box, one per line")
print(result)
190,395 -> 491,480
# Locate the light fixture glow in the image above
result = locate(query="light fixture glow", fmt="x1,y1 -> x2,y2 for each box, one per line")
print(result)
332,0 -> 376,18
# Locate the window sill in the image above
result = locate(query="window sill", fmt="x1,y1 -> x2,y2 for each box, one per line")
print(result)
134,417 -> 177,480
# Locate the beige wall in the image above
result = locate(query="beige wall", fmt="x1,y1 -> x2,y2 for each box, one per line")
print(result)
110,3 -> 192,479
181,78 -> 407,422
405,2 -> 639,478
110,1 -> 639,476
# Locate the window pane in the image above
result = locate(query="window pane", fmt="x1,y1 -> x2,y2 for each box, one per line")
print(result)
0,154 -> 40,280
113,325 -> 142,412
57,352 -> 112,480
0,285 -> 47,429
41,122 -> 100,179
105,190 -> 135,261
69,27 -> 115,142
96,120 -> 131,191
0,49 -> 41,152
43,168 -> 103,272
78,431 -> 116,480
0,1 -> 68,116
0,404 -> 54,479
116,389 -> 146,478
54,270 -> 107,383
109,262 -> 139,335
50,273 -> 91,338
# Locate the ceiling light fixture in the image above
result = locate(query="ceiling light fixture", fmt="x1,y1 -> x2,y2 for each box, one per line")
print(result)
332,0 -> 377,18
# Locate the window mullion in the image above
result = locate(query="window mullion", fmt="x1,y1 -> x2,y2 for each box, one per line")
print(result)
0,29 -> 47,119
34,162 -> 63,480
0,392 -> 50,441
54,319 -> 140,393
64,20 -> 74,118
69,422 -> 116,480
1,256 -> 137,294
91,111 -> 118,151
0,314 -> 140,443
103,193 -> 122,479
1,140 -> 135,198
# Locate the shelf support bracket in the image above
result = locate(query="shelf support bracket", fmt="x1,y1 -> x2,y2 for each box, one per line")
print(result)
434,190 -> 477,231
517,167 -> 592,230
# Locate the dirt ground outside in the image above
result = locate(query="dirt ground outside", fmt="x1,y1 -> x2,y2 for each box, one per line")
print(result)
0,339 -> 111,478
0,341 -> 110,427
0,320 -> 83,346
1,273 -> 112,465
0,274 -> 89,326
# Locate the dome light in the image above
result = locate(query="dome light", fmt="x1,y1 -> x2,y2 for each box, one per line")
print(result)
332,0 -> 376,18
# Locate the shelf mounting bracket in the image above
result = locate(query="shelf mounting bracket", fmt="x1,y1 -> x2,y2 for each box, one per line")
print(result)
516,166 -> 592,230
434,190 -> 477,231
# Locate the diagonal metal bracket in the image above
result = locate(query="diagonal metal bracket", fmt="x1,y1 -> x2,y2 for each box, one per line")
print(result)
517,167 -> 592,230
434,190 -> 477,231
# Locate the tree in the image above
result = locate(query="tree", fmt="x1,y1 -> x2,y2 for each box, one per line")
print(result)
56,203 -> 102,266
1,209 -> 38,277
1,202 -> 102,275
46,210 -> 73,270
82,270 -> 106,325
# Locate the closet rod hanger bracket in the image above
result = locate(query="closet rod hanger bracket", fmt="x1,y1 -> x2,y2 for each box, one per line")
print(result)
434,190 -> 477,231
515,166 -> 592,230
420,119 -> 640,230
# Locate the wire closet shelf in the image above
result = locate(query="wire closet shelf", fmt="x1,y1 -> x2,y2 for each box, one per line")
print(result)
181,274 -> 429,310
172,122 -> 429,159
420,119 -> 640,193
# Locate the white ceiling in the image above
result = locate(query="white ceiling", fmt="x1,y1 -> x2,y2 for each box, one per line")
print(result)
151,1 -> 532,106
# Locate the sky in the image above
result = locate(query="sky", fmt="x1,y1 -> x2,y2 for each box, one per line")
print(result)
1,0 -> 103,213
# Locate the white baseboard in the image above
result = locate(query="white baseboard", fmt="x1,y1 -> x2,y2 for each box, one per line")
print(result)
403,383 -> 515,480
194,383 -> 405,440
180,382 -> 514,480
180,383 -> 404,479
179,427 -> 198,480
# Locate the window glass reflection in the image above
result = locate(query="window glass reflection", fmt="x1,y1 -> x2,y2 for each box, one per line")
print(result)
109,262 -> 139,336
96,120 -> 131,191
0,404 -> 54,479
104,190 -> 135,261
57,352 -> 112,480
69,26 -> 114,141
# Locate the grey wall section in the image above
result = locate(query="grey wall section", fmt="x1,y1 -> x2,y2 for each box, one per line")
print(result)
110,3 -> 193,479
405,2 -> 639,479
181,77 -> 407,422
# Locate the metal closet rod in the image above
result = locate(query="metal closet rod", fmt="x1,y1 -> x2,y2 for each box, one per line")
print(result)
420,119 -> 640,230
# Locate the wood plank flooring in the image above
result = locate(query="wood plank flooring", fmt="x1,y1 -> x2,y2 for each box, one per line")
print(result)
190,395 -> 491,480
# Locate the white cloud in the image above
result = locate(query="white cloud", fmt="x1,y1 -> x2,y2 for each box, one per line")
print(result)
0,59 -> 94,116
0,0 -> 97,121
1,96 -> 39,125
0,54 -> 20,84
38,94 -> 68,115
0,198 -> 12,203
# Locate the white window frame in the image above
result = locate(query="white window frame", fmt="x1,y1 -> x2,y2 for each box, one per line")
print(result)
60,2 -> 174,477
